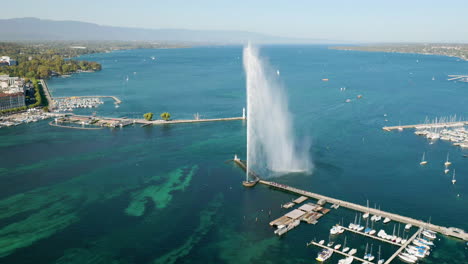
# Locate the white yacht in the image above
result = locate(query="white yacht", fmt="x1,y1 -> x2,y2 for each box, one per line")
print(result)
445,153 -> 452,166
405,224 -> 412,230
420,152 -> 428,165
338,256 -> 354,264
342,237 -> 350,253
383,217 -> 391,224
334,244 -> 342,250
349,248 -> 357,256
398,254 -> 416,263
452,169 -> 457,184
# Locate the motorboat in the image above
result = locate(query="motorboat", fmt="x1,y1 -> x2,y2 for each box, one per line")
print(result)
316,248 -> 333,262
338,256 -> 354,264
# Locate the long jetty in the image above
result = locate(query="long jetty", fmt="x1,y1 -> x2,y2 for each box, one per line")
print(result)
57,114 -> 245,128
260,180 -> 468,241
382,121 -> 468,131
54,95 -> 122,104
447,74 -> 468,81
232,159 -> 468,241
40,79 -> 55,110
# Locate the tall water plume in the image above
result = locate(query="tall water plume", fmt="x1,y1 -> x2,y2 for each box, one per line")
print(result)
243,44 -> 312,178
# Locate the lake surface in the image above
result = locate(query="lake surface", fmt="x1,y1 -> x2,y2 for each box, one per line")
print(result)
0,46 -> 467,263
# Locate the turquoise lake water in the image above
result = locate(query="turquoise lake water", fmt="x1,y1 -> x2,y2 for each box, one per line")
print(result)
0,46 -> 468,263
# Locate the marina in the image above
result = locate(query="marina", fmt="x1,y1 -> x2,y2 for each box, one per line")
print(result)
383,116 -> 468,149
233,159 -> 447,263
233,159 -> 468,242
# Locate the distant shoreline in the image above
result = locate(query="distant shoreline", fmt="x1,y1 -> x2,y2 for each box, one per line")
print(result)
330,45 -> 468,61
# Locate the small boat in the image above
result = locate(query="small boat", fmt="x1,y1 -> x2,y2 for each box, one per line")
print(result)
383,217 -> 391,224
369,229 -> 376,235
377,245 -> 384,264
342,236 -> 349,253
338,256 -> 354,264
444,165 -> 450,174
276,70 -> 280,76
398,254 -> 416,263
422,230 -> 436,240
420,152 -> 428,165
363,200 -> 370,219
445,153 -> 452,167
316,248 -> 333,262
363,243 -> 369,260
330,226 -> 340,235
334,244 -> 342,250
345,99 -> 351,103
405,224 -> 412,230
318,240 -> 325,245
349,248 -> 357,256
367,244 -> 375,261
432,76 -> 435,81
452,169 -> 457,184
327,241 -> 334,247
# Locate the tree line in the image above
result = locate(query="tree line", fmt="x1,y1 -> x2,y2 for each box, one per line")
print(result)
0,42 -> 101,79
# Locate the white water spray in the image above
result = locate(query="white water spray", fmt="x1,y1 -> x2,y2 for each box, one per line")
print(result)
244,44 -> 312,178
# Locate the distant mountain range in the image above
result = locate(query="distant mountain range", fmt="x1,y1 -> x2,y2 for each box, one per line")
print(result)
0,18 -> 335,44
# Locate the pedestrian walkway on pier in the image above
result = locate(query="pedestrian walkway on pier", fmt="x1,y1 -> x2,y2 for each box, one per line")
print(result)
259,180 -> 468,241
54,95 -> 122,104
383,228 -> 422,264
307,241 -> 370,263
382,121 -> 468,131
341,226 -> 401,246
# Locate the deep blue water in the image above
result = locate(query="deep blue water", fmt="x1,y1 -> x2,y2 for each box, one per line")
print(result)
0,45 -> 467,263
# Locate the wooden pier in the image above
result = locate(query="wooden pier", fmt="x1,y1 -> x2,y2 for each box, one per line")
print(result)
259,180 -> 468,241
341,226 -> 401,246
54,95 -> 122,104
382,121 -> 468,131
447,75 -> 468,81
307,241 -> 371,263
383,228 -> 422,264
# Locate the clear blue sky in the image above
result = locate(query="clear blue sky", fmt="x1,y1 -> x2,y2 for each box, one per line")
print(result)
4,0 -> 468,42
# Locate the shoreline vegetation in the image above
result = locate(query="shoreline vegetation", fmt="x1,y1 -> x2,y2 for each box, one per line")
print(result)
330,44 -> 468,61
0,41 -> 189,79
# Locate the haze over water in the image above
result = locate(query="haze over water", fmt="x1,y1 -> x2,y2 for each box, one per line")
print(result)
0,46 -> 468,263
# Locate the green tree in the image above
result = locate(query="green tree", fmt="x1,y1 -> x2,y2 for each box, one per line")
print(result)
143,112 -> 154,121
160,112 -> 171,121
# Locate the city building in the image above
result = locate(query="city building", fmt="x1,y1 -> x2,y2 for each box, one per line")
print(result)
0,56 -> 17,66
0,92 -> 25,110
0,75 -> 26,110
